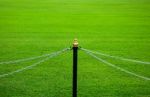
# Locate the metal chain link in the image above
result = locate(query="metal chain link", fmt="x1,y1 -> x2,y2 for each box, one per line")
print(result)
82,49 -> 150,81
0,48 -> 70,78
0,48 -> 71,65
81,48 -> 150,65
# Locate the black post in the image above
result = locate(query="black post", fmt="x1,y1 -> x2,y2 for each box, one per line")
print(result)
73,39 -> 78,97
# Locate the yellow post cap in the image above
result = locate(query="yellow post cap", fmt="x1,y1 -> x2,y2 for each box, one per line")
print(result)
73,38 -> 78,47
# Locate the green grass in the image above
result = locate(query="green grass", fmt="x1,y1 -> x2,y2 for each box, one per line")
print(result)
0,0 -> 150,97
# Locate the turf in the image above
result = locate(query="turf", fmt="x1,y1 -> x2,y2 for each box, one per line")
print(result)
0,0 -> 150,97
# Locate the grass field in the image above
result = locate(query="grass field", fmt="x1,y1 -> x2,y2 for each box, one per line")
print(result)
0,0 -> 150,97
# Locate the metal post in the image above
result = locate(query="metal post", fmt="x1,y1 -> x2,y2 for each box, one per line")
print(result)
73,39 -> 78,97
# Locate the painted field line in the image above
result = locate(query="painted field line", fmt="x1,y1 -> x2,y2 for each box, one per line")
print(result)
81,48 -> 150,65
82,50 -> 150,81
0,48 -> 69,78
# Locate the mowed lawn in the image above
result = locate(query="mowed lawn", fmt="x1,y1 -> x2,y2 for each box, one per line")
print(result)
0,0 -> 150,97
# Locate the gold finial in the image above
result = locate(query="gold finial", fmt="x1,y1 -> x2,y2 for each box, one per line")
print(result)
73,38 -> 78,47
